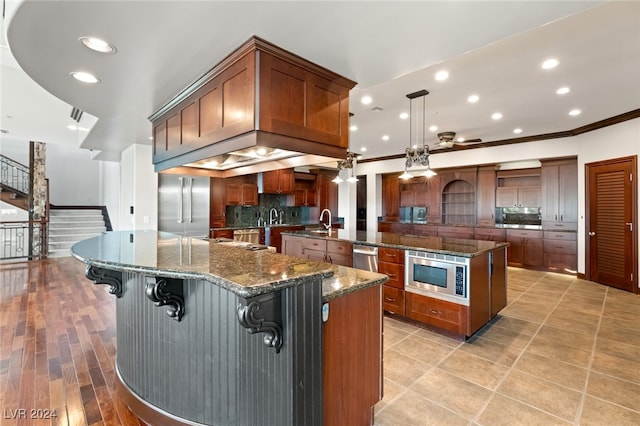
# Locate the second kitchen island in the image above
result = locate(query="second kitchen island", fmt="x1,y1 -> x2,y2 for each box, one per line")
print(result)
71,231 -> 387,426
283,230 -> 508,338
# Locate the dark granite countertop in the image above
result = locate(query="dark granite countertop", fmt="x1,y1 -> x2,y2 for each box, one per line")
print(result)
71,230 -> 386,300
283,229 -> 508,257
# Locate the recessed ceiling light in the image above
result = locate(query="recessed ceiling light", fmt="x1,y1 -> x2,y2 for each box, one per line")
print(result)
467,94 -> 479,103
542,58 -> 559,70
70,71 -> 100,83
148,136 -> 153,140
556,87 -> 570,95
382,135 -> 390,141
360,147 -> 367,152
435,70 -> 449,81
361,96 -> 372,105
350,125 -> 358,131
429,125 -> 438,132
399,112 -> 409,120
491,112 -> 503,120
513,128 -> 523,134
457,137 -> 465,143
357,155 -> 363,160
256,148 -> 267,156
569,109 -> 581,116
78,36 -> 116,54
67,124 -> 78,130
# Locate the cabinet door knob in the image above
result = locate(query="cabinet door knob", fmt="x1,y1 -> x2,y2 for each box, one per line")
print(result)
588,231 -> 596,236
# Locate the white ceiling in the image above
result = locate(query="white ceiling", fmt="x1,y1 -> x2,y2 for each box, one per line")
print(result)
2,1 -> 639,163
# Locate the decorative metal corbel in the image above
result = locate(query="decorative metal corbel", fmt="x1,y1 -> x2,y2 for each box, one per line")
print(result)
145,277 -> 185,321
85,265 -> 123,298
237,292 -> 283,353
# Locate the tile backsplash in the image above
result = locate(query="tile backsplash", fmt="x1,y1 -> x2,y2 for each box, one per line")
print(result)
224,194 -> 317,227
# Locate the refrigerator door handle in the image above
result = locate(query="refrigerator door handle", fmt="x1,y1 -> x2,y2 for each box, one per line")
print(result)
178,177 -> 184,223
188,178 -> 193,223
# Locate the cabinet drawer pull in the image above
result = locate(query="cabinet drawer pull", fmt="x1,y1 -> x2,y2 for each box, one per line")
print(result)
387,273 -> 397,278
429,308 -> 441,315
384,297 -> 397,302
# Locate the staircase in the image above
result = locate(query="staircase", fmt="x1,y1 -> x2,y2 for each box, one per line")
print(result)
48,209 -> 107,257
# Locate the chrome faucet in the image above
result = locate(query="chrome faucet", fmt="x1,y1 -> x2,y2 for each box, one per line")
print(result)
319,208 -> 332,230
269,208 -> 279,225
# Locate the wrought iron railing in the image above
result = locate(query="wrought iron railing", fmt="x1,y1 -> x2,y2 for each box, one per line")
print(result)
0,154 -> 30,195
0,220 -> 48,261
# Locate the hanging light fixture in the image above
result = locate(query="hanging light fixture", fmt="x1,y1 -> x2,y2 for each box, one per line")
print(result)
399,89 -> 437,180
332,151 -> 357,183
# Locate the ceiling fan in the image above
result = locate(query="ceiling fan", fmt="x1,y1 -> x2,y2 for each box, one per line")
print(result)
435,131 -> 482,149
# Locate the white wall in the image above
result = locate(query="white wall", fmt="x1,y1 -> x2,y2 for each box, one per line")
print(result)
352,118 -> 640,276
46,143 -> 102,205
100,160 -> 121,230
119,144 -> 158,231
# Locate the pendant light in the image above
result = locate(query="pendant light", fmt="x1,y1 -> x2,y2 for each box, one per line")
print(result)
399,90 -> 437,180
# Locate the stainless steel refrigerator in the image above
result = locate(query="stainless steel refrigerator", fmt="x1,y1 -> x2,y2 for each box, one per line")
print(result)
158,174 -> 210,237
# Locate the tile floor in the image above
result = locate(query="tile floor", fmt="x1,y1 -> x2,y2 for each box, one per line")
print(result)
374,267 -> 640,425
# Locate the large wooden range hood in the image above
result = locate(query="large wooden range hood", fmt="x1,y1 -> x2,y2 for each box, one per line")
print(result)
149,36 -> 356,177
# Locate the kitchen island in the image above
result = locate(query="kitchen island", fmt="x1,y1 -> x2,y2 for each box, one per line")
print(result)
71,231 -> 387,426
282,229 -> 508,338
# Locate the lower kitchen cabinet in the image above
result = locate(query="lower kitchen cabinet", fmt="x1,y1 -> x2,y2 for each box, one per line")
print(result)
543,230 -> 577,272
438,225 -> 475,239
405,292 -> 466,335
506,229 -> 543,267
382,286 -> 405,316
270,226 -> 305,253
281,234 -> 352,266
474,227 -> 506,242
210,229 -> 234,239
378,261 -> 404,289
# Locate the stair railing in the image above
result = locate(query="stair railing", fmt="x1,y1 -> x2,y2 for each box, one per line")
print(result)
0,154 -> 30,195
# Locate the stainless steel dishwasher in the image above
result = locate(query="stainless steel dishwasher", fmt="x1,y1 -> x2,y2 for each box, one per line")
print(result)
353,245 -> 378,272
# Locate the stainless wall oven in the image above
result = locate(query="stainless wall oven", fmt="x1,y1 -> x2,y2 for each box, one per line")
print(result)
405,250 -> 470,305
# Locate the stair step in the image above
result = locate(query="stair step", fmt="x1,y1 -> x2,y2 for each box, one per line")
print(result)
48,227 -> 106,235
49,222 -> 106,228
49,215 -> 104,222
50,209 -> 103,216
48,233 -> 104,242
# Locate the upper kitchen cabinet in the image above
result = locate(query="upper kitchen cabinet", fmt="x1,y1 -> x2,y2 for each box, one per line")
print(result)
382,173 -> 401,222
225,175 -> 258,206
495,169 -> 541,208
476,165 -> 497,226
149,37 -> 356,174
541,158 -> 578,230
261,169 -> 295,194
315,171 -> 338,216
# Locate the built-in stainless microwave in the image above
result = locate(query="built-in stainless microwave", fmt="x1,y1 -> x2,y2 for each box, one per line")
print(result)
405,250 -> 469,305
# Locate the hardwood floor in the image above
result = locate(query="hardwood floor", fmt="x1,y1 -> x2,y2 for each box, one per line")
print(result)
0,258 -> 143,426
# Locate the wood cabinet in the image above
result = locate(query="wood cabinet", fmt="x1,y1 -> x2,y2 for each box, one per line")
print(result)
269,225 -> 304,253
315,172 -> 338,217
382,173 -> 401,221
541,159 -> 578,230
226,183 -> 258,206
209,229 -> 234,239
261,169 -> 295,194
412,224 -> 438,237
378,247 -> 406,315
382,286 -> 405,316
282,235 -> 352,266
210,177 -> 227,228
400,184 -> 428,207
323,285 -> 381,426
506,229 -> 543,267
405,292 -> 467,334
150,37 -> 356,172
543,230 -> 577,272
474,227 -> 506,241
290,173 -> 317,206
476,166 -> 497,226
496,186 -> 541,208
437,225 -> 475,239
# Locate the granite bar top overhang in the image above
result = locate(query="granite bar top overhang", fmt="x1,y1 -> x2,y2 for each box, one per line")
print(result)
71,230 -> 386,300
284,229 -> 509,257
